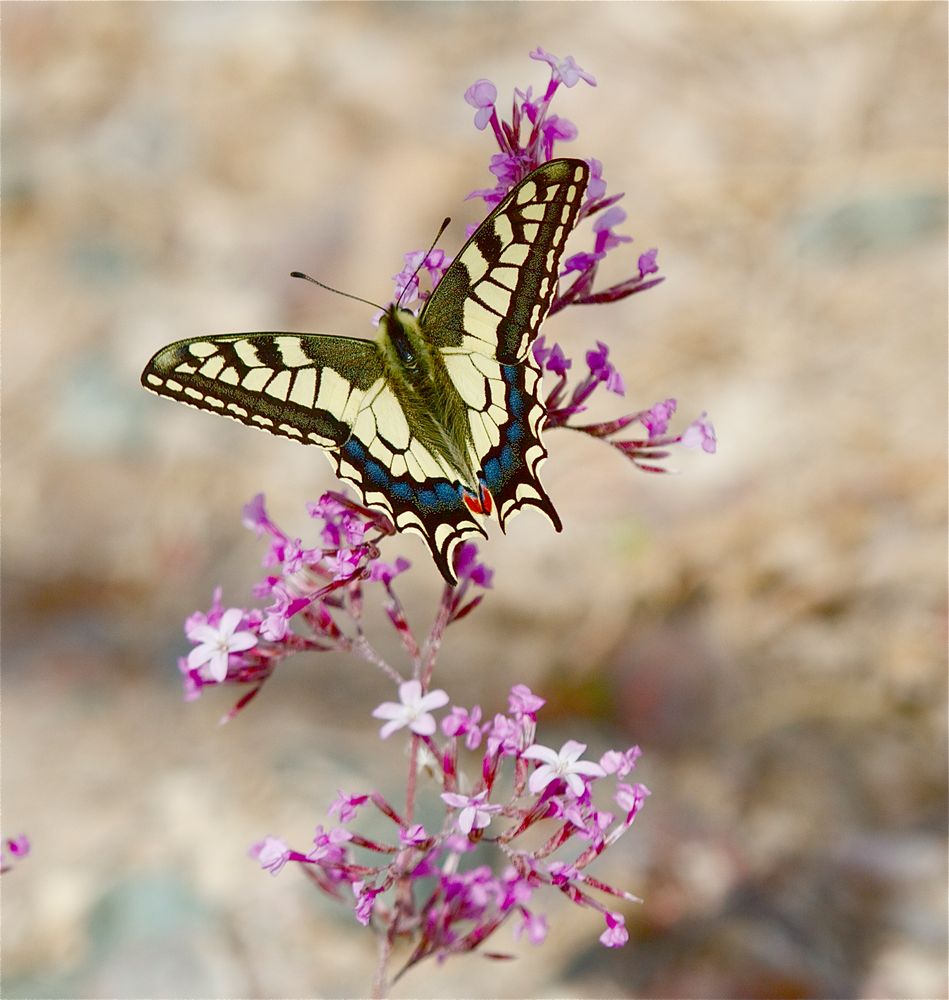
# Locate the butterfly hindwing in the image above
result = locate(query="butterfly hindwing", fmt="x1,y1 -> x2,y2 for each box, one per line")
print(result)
333,397 -> 488,583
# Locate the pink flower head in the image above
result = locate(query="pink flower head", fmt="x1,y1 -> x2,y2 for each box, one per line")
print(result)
372,680 -> 449,739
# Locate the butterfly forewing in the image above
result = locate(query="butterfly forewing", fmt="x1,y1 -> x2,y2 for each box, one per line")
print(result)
421,158 -> 589,362
142,333 -> 383,447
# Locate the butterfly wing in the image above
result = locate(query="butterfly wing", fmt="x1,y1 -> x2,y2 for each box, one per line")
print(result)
142,332 -> 384,449
421,158 -> 589,532
332,377 -> 488,583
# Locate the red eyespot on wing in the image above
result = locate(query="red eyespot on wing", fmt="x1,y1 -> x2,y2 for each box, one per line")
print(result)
462,485 -> 494,516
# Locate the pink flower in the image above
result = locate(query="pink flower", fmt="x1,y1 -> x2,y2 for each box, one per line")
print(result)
250,835 -> 291,876
529,47 -> 597,88
681,412 -> 717,453
599,911 -> 629,948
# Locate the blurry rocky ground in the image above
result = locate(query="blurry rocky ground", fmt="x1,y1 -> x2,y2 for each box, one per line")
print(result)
2,3 -> 946,998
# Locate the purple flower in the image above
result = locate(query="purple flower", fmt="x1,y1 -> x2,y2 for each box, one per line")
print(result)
6,835 -> 30,858
540,114 -> 577,159
485,712 -> 522,757
453,542 -> 493,588
369,556 -> 411,586
585,158 -> 607,201
585,341 -> 626,396
641,399 -> 677,439
260,580 -> 309,642
464,78 -> 498,130
533,335 -> 571,376
638,247 -> 659,278
529,47 -> 597,88
592,206 -> 632,255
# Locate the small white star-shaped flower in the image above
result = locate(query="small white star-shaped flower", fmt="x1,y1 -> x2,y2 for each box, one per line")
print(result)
372,680 -> 449,739
521,739 -> 606,797
186,608 -> 257,682
441,789 -> 502,835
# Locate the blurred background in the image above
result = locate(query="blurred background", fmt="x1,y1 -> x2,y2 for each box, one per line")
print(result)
3,3 -> 946,997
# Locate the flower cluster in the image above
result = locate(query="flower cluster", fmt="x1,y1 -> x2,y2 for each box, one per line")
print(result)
179,492 -> 490,722
168,45 -> 718,993
463,45 -> 664,310
252,682 -> 648,980
535,336 -> 717,472
394,47 -> 714,472
1,835 -> 30,875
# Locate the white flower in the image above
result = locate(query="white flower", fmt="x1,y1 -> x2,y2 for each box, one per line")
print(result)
521,739 -> 606,797
372,680 -> 449,739
441,789 -> 501,835
186,608 -> 257,682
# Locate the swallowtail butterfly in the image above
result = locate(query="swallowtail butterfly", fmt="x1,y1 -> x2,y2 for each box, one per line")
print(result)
142,158 -> 589,583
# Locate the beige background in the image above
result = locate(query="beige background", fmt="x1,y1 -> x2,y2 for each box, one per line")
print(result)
3,3 -> 946,997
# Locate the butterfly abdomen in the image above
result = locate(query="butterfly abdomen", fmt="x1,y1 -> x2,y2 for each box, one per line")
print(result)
378,306 -> 481,492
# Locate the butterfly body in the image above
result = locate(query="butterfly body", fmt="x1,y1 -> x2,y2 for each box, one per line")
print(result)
143,158 -> 589,583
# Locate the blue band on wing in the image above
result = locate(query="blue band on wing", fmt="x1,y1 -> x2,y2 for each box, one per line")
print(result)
343,438 -> 464,513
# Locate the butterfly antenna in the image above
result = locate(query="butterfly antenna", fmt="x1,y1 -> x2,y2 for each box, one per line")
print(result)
396,216 -> 452,309
290,271 -> 385,312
